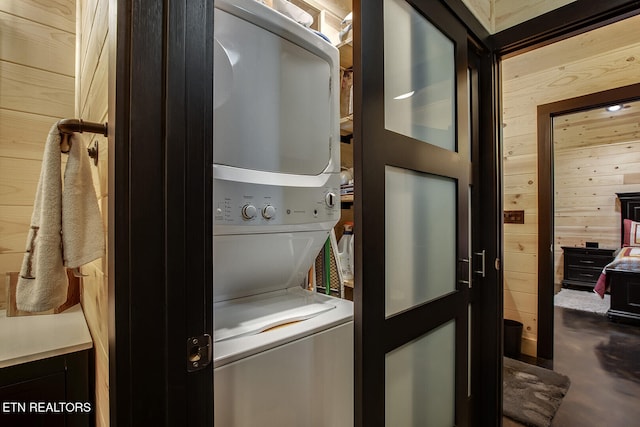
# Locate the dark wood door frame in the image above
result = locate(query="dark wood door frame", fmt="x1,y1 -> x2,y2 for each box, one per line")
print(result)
109,0 -> 214,425
537,83 -> 640,361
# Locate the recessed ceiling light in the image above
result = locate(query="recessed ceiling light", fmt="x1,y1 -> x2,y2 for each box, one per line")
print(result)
606,104 -> 623,112
394,91 -> 414,100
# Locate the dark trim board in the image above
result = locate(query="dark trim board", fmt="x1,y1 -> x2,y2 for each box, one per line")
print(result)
493,0 -> 640,56
536,83 -> 640,361
109,0 -> 214,425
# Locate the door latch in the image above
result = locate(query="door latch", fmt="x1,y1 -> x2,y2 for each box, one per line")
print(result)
187,334 -> 212,372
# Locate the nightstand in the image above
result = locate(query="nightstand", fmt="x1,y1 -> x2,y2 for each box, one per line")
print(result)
561,246 -> 616,290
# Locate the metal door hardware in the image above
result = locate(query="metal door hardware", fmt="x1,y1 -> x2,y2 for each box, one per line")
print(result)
187,334 -> 212,372
458,258 -> 471,287
474,250 -> 486,277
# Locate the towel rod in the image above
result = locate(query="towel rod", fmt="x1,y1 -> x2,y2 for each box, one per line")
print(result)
58,119 -> 107,166
58,119 -> 108,137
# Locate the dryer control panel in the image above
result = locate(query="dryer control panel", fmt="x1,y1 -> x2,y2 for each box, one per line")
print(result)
214,175 -> 340,230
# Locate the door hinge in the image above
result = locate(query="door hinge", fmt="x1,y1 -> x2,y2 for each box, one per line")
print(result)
187,334 -> 212,372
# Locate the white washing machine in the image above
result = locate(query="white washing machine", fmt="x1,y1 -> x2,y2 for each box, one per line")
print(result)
212,0 -> 353,425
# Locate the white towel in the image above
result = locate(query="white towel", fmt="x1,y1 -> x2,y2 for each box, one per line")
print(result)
16,123 -> 105,312
62,132 -> 105,267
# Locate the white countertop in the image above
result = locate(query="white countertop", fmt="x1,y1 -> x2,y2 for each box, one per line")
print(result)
0,304 -> 93,369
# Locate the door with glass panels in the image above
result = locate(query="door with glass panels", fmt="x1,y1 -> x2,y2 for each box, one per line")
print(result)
354,0 -> 479,425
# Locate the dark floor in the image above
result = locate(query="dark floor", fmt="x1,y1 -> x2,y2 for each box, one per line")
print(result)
504,306 -> 640,426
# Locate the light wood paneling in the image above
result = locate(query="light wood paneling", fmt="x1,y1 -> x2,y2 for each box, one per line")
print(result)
502,13 -> 640,356
504,271 -> 537,293
461,0 -> 492,32
461,0 -> 585,34
0,157 -> 41,206
0,110 -> 60,161
553,137 -> 640,285
0,11 -> 75,76
77,0 -> 109,422
504,252 -> 538,274
0,0 -> 75,33
504,289 -> 537,314
0,0 -> 75,328
0,206 -> 31,255
504,233 -> 537,254
494,0 -> 576,33
79,0 -> 107,113
80,47 -> 108,123
0,61 -> 74,118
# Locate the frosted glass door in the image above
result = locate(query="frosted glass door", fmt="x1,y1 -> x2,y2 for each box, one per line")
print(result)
386,321 -> 456,426
384,0 -> 455,151
385,166 -> 457,317
355,0 -> 475,424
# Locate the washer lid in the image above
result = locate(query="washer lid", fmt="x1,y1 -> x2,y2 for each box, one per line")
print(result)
214,292 -> 335,342
213,287 -> 353,367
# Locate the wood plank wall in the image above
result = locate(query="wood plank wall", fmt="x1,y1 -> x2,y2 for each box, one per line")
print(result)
0,1 -> 75,306
76,0 -> 109,425
461,0 -> 578,34
501,14 -> 640,356
0,1 -> 107,424
554,137 -> 640,286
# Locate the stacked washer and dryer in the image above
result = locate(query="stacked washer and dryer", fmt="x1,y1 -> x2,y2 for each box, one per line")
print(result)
212,0 -> 354,425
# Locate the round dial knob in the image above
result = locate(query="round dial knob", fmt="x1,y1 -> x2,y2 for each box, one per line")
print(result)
241,204 -> 257,220
262,205 -> 276,219
325,192 -> 337,208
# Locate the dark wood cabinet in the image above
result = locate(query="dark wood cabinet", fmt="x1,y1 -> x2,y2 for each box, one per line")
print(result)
561,246 -> 616,290
0,350 -> 93,426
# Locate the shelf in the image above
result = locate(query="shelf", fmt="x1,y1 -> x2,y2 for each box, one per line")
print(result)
341,193 -> 353,208
340,115 -> 353,137
336,37 -> 353,69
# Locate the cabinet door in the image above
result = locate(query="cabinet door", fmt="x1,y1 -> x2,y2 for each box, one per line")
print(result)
0,372 -> 66,427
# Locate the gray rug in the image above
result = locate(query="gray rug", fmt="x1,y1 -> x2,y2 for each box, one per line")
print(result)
554,288 -> 610,315
503,357 -> 570,427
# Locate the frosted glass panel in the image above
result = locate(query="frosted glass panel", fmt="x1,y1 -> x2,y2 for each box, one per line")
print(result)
385,166 -> 456,317
384,0 -> 455,151
386,320 -> 455,426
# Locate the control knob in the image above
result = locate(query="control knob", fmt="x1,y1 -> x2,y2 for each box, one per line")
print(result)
325,192 -> 337,208
241,204 -> 257,220
262,205 -> 276,219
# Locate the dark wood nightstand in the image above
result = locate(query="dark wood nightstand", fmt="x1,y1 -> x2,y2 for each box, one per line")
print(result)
561,246 -> 616,290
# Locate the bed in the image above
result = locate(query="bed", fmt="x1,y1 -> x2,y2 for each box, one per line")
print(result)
594,192 -> 640,323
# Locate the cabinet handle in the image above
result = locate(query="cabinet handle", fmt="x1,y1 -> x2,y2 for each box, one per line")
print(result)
578,260 -> 595,264
579,273 -> 594,277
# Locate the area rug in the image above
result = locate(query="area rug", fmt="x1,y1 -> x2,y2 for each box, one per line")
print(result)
503,357 -> 570,427
554,288 -> 610,315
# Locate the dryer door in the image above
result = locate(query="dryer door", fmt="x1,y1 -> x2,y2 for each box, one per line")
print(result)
214,7 -> 333,175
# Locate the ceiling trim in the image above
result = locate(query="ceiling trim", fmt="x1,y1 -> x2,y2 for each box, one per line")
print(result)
492,0 -> 640,58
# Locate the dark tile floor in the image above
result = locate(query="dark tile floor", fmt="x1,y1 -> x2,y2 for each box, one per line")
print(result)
504,306 -> 640,426
551,306 -> 640,426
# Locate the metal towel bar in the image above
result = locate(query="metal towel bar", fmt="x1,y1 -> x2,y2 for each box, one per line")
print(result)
57,119 -> 107,166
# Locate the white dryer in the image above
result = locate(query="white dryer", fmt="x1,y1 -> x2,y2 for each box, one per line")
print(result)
213,0 -> 353,425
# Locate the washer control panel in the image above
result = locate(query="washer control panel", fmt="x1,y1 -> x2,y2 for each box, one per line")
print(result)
214,176 -> 340,227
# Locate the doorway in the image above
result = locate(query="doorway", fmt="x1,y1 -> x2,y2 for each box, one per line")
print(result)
537,83 -> 640,359
500,13 -> 640,362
